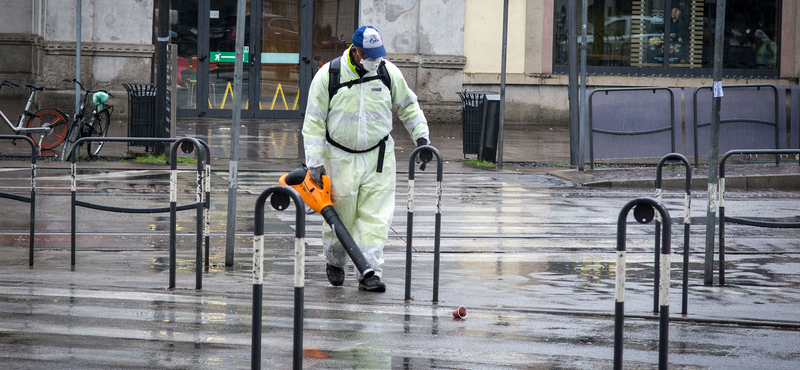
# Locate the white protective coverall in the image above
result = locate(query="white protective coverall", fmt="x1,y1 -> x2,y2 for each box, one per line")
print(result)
302,47 -> 429,278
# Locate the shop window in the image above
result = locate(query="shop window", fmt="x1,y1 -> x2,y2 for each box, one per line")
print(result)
553,0 -> 780,76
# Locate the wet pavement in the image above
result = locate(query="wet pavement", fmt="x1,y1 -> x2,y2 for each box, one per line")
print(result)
1,116 -> 799,369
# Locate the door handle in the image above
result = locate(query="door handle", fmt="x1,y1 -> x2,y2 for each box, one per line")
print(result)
199,54 -> 207,62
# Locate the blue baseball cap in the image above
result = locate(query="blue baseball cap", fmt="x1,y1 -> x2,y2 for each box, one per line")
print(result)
352,26 -> 387,58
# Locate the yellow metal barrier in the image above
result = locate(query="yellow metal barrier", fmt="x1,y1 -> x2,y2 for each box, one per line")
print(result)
218,81 -> 299,110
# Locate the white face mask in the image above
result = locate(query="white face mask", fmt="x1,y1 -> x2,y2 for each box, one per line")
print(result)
361,57 -> 381,73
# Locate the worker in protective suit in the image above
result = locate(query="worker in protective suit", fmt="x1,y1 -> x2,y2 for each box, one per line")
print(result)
302,26 -> 431,292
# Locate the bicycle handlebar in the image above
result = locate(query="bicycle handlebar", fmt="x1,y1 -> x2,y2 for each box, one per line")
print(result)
64,78 -> 88,92
1,80 -> 19,89
64,79 -> 113,99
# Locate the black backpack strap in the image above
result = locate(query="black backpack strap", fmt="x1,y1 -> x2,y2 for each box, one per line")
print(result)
323,57 -> 394,173
377,61 -> 392,96
328,58 -> 392,104
328,57 -> 341,104
326,131 -> 390,173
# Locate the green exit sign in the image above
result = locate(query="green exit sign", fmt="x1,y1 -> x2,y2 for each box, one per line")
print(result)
210,47 -> 249,63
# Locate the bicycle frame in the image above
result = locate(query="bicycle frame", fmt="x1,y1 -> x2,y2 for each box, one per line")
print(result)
90,99 -> 112,122
74,90 -> 113,139
72,90 -> 92,128
69,80 -> 111,130
0,88 -> 47,135
61,79 -> 114,160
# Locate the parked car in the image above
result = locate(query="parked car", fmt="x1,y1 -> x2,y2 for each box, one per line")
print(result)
557,15 -> 664,66
210,13 -> 299,54
209,15 -> 247,52
261,14 -> 300,53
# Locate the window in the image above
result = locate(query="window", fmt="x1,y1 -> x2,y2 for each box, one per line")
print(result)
553,0 -> 780,77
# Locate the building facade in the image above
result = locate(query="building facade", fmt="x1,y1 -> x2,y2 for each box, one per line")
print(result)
0,0 -> 797,125
462,0 -> 797,123
0,0 -> 154,113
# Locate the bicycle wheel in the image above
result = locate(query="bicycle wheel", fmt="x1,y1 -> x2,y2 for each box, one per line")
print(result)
60,123 -> 81,161
87,109 -> 111,157
26,108 -> 69,150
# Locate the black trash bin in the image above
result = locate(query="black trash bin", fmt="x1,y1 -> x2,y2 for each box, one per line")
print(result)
122,83 -> 157,151
457,91 -> 491,157
456,91 -> 500,161
479,93 -> 501,163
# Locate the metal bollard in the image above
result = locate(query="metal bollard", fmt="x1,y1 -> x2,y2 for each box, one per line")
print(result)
204,155 -> 211,267
183,139 -> 212,268
181,139 -> 212,268
251,185 -> 305,370
168,137 -> 206,290
614,197 -> 671,370
29,147 -> 37,266
654,153 -> 691,315
405,145 -> 444,302
70,156 -> 76,267
182,139 -> 213,269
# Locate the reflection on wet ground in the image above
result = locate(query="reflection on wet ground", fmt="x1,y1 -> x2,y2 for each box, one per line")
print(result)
172,118 -> 571,164
179,120 -> 304,160
2,112 -> 571,166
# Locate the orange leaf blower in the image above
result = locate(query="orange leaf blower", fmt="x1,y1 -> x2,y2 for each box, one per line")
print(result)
279,166 -> 375,279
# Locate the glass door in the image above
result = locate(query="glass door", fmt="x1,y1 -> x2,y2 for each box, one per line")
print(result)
170,1 -> 201,112
202,0 -> 254,118
171,0 -> 356,119
193,0 -> 304,119
311,0 -> 356,74
256,1 -> 302,117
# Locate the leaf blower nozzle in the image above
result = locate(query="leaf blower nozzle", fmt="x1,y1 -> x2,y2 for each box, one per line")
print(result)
279,167 -> 375,279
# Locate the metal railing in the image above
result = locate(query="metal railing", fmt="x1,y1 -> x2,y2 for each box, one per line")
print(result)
251,185 -> 305,370
692,84 -> 781,168
654,153 -> 692,315
614,197 -> 672,370
0,135 -> 37,266
68,137 -> 210,290
718,149 -> 800,285
589,87 -> 676,169
405,145 -> 444,302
